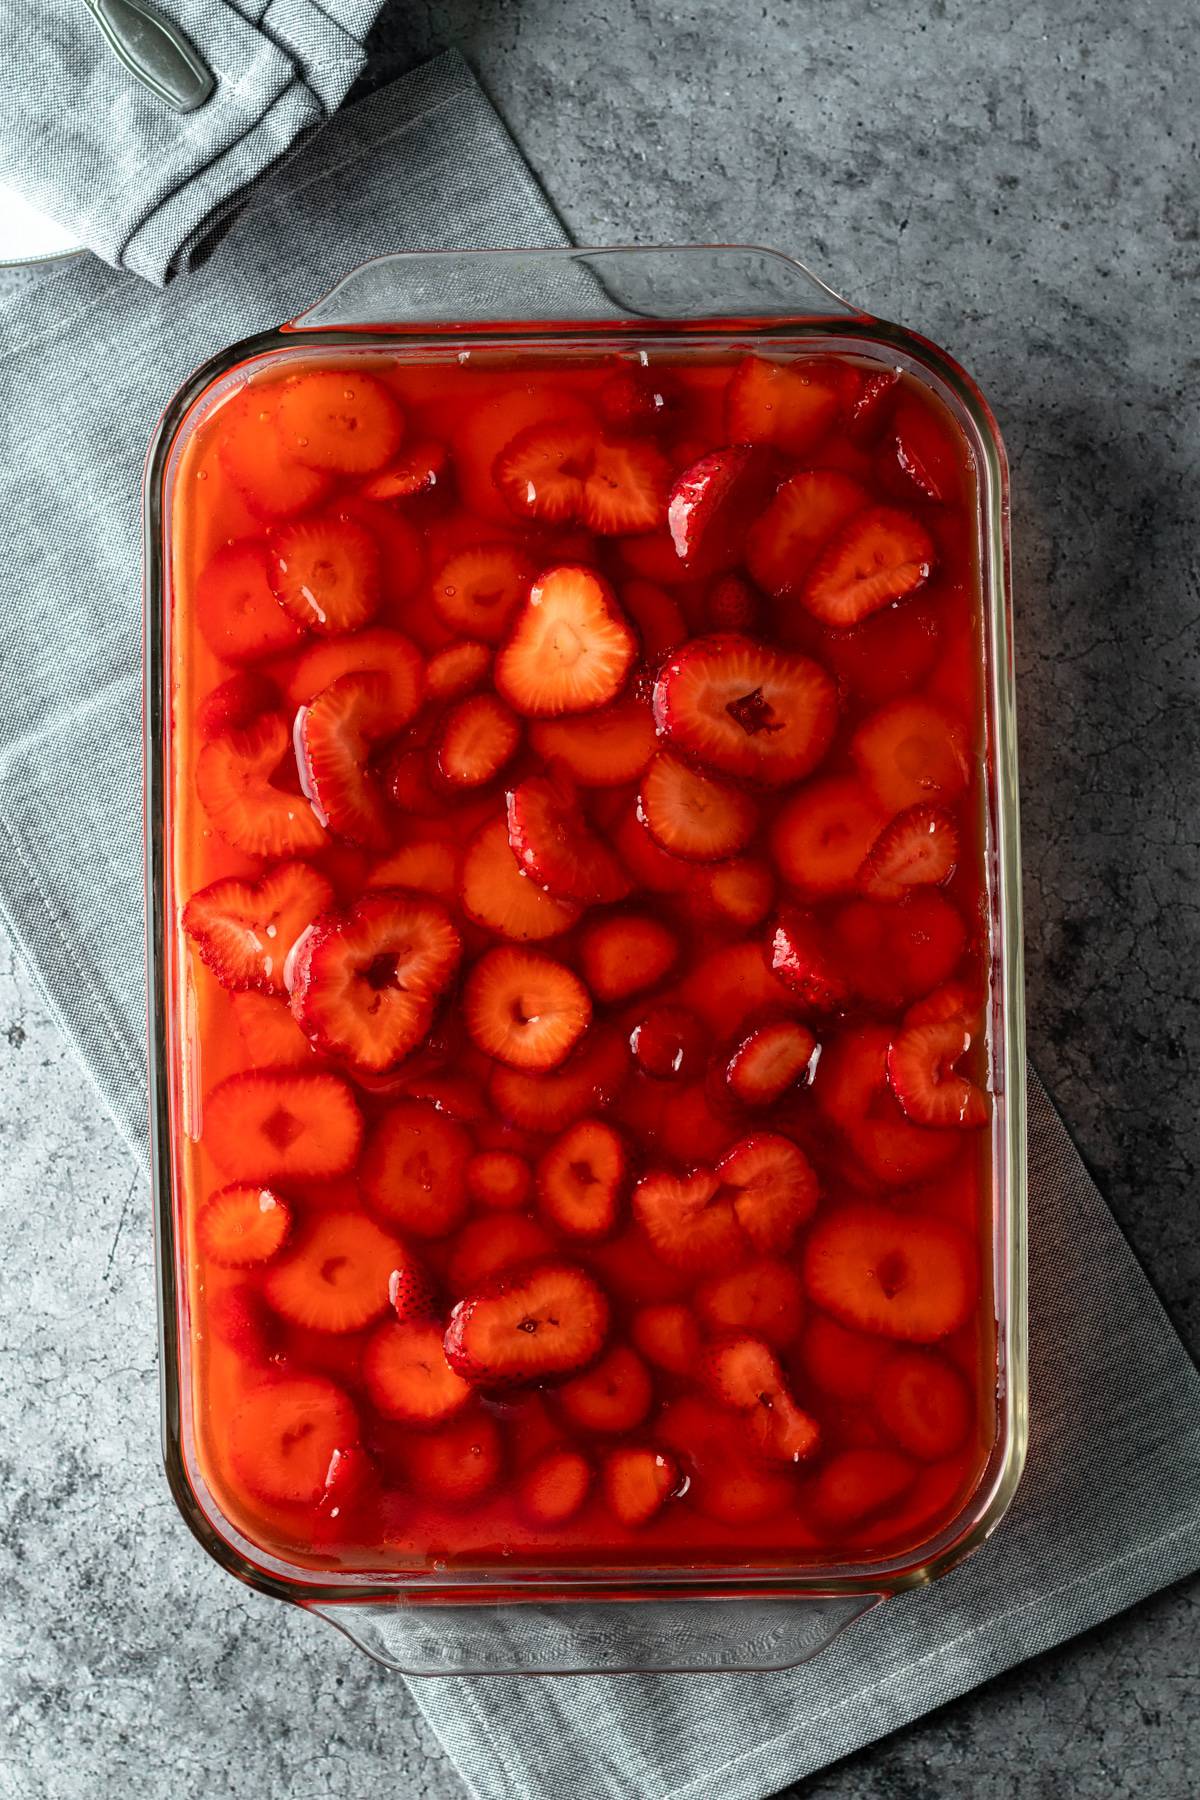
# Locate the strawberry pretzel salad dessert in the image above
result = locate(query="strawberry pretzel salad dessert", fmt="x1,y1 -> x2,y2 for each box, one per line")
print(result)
165,344 -> 997,1575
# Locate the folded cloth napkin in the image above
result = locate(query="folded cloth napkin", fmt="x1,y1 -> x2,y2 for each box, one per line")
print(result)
0,0 -> 386,282
0,48 -> 1197,1800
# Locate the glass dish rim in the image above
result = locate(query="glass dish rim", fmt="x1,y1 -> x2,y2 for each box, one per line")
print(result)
143,242 -> 1027,1613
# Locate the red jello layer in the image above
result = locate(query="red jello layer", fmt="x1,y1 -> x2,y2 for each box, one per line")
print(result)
165,343 -> 998,1576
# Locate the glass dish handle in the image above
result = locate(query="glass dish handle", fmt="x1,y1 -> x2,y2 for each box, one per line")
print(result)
307,1593 -> 881,1676
288,245 -> 861,333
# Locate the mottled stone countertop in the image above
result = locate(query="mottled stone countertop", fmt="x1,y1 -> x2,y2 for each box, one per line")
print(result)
2,3 -> 1197,1796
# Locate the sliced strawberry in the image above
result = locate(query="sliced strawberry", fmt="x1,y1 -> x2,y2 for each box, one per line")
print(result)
638,751 -> 758,862
632,1168 -> 743,1272
803,1201 -> 977,1342
529,700 -> 657,787
887,1020 -> 989,1128
196,1183 -> 291,1267
490,1026 -> 630,1133
269,514 -> 382,636
204,1069 -> 362,1180
464,945 -> 591,1071
506,768 -> 631,904
619,578 -> 688,657
602,1445 -> 680,1526
745,470 -> 868,601
810,1447 -> 916,1526
493,422 -> 596,526
888,394 -> 963,502
289,894 -> 461,1073
263,1211 -> 404,1332
196,671 -> 279,739
904,979 -> 984,1030
858,803 -> 959,898
446,1213 -> 555,1294
388,1253 -> 440,1324
649,1079 -> 744,1169
557,1344 -> 653,1433
716,1132 -> 818,1253
578,914 -> 677,1002
629,1005 -> 707,1082
196,715 -> 325,857
228,1375 -> 358,1505
208,1281 -> 278,1360
519,1446 -> 593,1527
847,367 -> 902,445
828,891 -> 967,1009
613,802 -> 693,894
653,634 -> 837,787
364,1319 -> 471,1424
800,1312 -> 890,1400
667,444 -> 777,575
725,357 -> 840,456
820,597 -> 941,704
435,693 -> 521,788
274,367 -> 404,474
802,507 -> 935,626
536,1117 -> 625,1240
183,862 -> 332,994
358,1101 -> 470,1241
495,566 -> 636,718
630,1302 -> 703,1375
581,437 -> 671,534
679,939 -> 798,1033
216,387 -> 334,520
425,639 -> 492,702
367,836 -> 459,902
399,1408 -> 502,1506
705,1336 -> 819,1463
285,627 -> 424,714
432,543 -> 531,644
706,573 -> 761,632
384,744 -> 443,819
361,437 -> 448,502
461,818 -> 581,942
770,776 -> 886,897
691,857 -> 776,928
816,1025 -> 961,1185
229,991 -> 312,1065
851,697 -> 972,814
196,541 -> 307,665
695,1259 -> 804,1347
598,365 -> 677,433
767,908 -> 850,1011
295,674 -> 398,847
726,1020 -> 817,1107
466,1149 -> 533,1211
444,1261 -> 610,1387
875,1347 -> 972,1460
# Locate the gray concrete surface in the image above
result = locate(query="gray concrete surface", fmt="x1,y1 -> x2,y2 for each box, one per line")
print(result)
3,1 -> 1199,1796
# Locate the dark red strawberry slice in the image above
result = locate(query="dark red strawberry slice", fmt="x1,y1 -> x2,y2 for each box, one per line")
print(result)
653,633 -> 837,787
875,1347 -> 972,1459
695,1259 -> 805,1347
770,775 -> 886,898
801,506 -> 935,626
629,1006 -> 707,1082
602,1445 -> 681,1526
726,356 -> 841,455
262,1210 -> 401,1331
820,598 -> 941,704
850,697 -> 971,814
183,861 -> 333,994
800,1312 -> 890,1401
810,1447 -> 916,1526
446,1214 -> 555,1294
388,1252 -> 440,1324
285,627 -> 425,715
578,914 -> 677,1002
398,1408 -> 503,1505
557,1344 -> 653,1433
888,394 -> 963,502
887,1019 -> 989,1127
745,470 -> 868,601
690,857 -> 776,927
464,945 -> 591,1071
216,386 -> 334,520
289,893 -> 462,1073
716,1132 -> 819,1252
667,444 -> 778,575
536,1117 -> 625,1239
425,640 -> 492,702
858,804 -> 960,898
598,365 -> 677,433
296,671 -> 409,848
361,437 -> 448,502
705,573 -> 761,632
529,699 -> 657,787
507,768 -> 631,904
847,367 -> 902,445
196,715 -> 326,857
490,1026 -> 630,1133
630,1302 -> 703,1375
767,908 -> 850,1011
903,978 -> 984,1030
619,578 -> 688,657
196,671 -> 279,740
495,565 -> 636,717
613,802 -> 693,895
360,1099 -> 472,1238
519,1446 -> 593,1526
228,1375 -> 358,1505
444,1261 -> 610,1387
466,1149 -> 533,1212
679,939 -> 801,1033
815,1025 -> 961,1186
269,514 -> 382,636
461,818 -> 582,941
828,891 -> 967,1009
364,1320 -> 472,1424
274,367 -> 404,474
638,751 -> 758,862
196,1183 -> 292,1267
726,1020 -> 817,1107
434,693 -> 521,788
632,1168 -> 743,1272
432,543 -> 532,644
704,1336 -> 819,1463
195,540 -> 307,665
803,1202 -> 977,1343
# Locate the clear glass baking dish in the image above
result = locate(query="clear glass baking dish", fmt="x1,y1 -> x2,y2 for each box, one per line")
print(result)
143,245 -> 1026,1675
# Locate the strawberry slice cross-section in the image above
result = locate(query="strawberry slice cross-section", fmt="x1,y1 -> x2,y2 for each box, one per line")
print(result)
495,565 -> 636,718
653,633 -> 837,787
463,945 -> 591,1071
196,714 -> 327,859
296,669 -> 421,849
444,1260 -> 610,1388
507,767 -> 632,904
494,423 -> 669,535
182,861 -> 333,994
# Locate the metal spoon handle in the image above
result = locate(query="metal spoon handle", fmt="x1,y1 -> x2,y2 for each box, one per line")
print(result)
82,0 -> 214,112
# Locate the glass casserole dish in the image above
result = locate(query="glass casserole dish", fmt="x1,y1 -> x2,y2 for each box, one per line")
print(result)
144,246 -> 1026,1675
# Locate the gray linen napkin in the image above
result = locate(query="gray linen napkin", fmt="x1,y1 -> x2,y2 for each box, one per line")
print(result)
0,0 -> 386,282
0,48 -> 1197,1800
